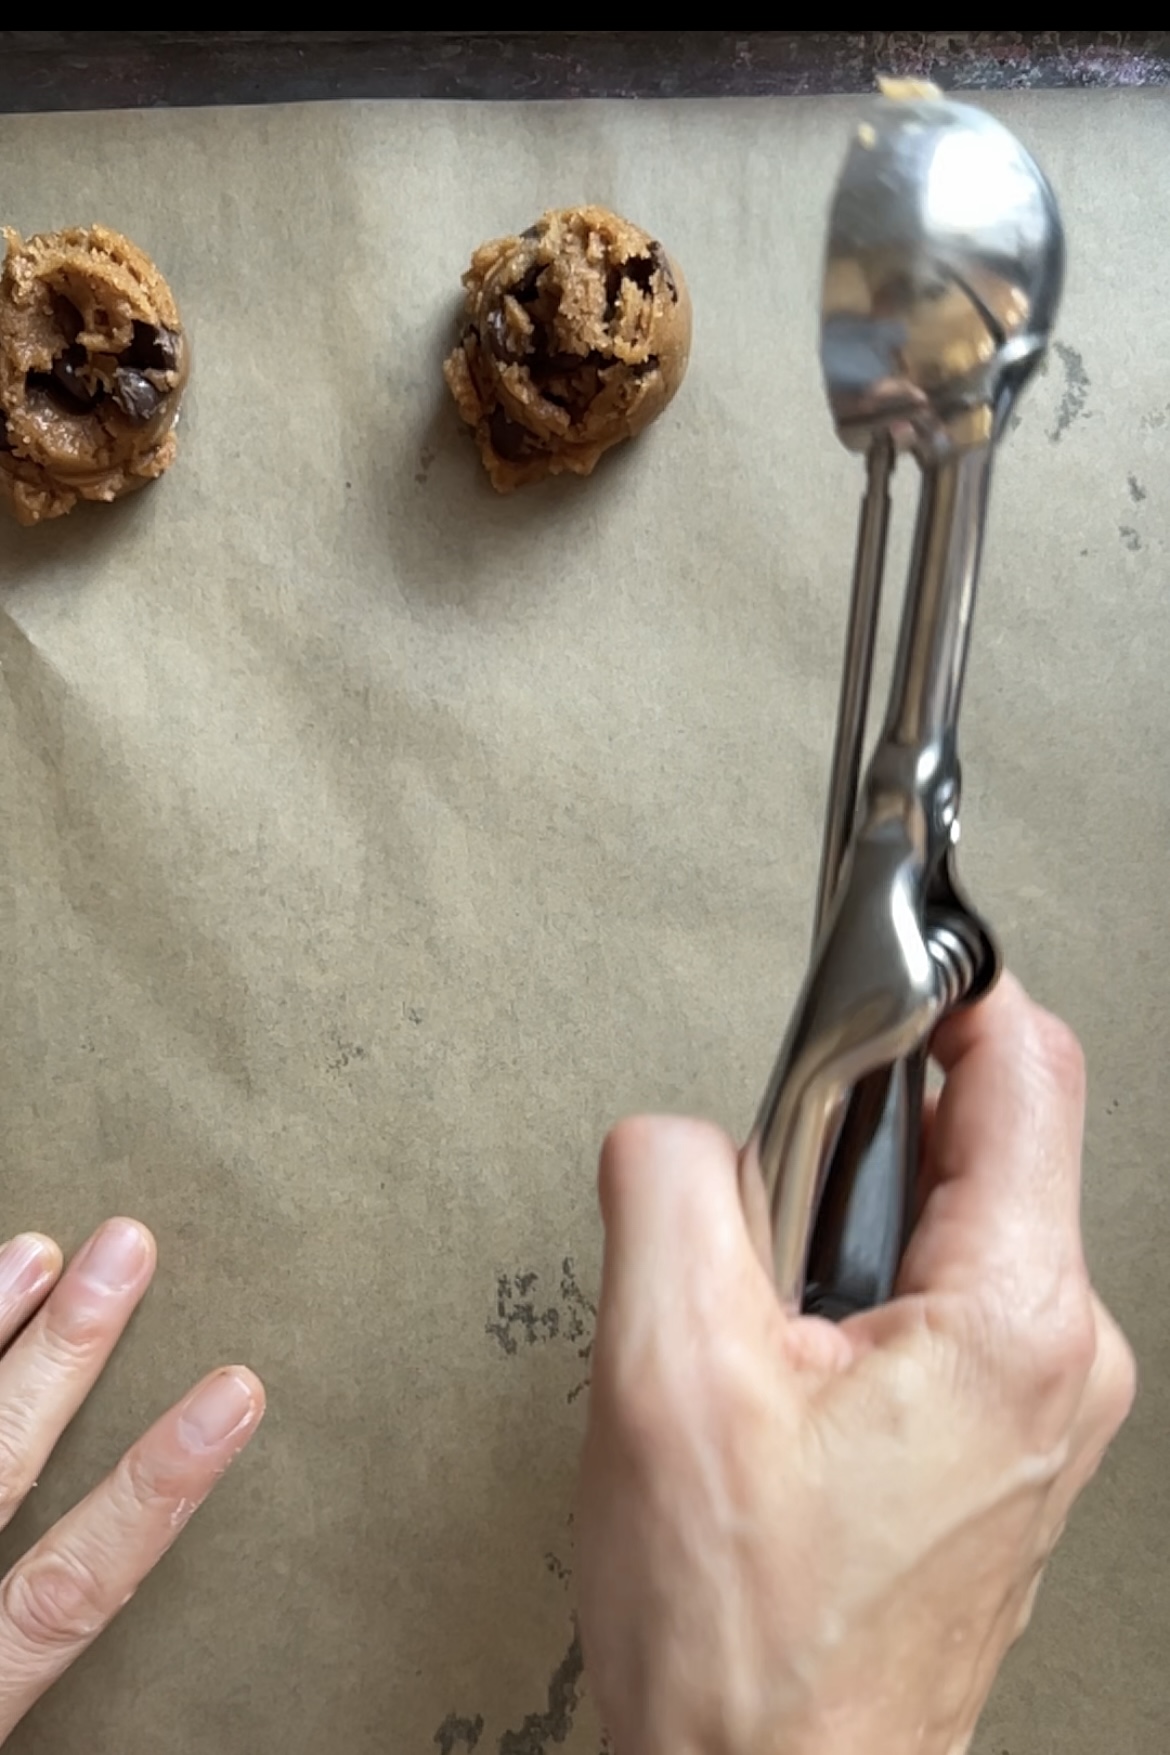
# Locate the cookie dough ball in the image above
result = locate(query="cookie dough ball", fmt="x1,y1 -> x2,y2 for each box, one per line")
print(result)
0,225 -> 188,526
444,205 -> 691,492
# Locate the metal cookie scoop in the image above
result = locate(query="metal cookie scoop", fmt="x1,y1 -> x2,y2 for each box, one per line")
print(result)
741,88 -> 1065,1316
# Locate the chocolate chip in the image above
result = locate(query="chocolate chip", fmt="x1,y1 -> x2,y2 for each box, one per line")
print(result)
125,321 -> 179,373
0,410 -> 10,453
53,346 -> 101,410
28,346 -> 99,414
529,343 -> 607,383
111,367 -> 163,422
649,241 -> 678,301
485,305 -> 520,364
521,225 -> 541,241
530,349 -> 588,379
623,243 -> 678,302
623,257 -> 655,294
488,405 -> 533,462
510,266 -> 542,307
51,295 -> 83,344
527,329 -> 583,376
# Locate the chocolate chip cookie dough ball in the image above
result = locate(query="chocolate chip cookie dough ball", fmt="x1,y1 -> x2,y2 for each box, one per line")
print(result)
0,225 -> 188,526
444,205 -> 691,492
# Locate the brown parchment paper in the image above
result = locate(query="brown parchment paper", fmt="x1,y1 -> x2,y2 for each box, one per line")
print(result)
0,92 -> 1167,1755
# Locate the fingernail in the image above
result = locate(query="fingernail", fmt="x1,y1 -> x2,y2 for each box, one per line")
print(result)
0,1235 -> 55,1301
178,1371 -> 257,1452
75,1219 -> 149,1293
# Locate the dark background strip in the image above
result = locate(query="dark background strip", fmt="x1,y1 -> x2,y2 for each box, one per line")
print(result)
0,32 -> 1167,116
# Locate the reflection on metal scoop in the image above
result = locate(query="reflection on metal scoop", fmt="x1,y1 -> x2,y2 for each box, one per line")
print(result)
742,88 -> 1065,1315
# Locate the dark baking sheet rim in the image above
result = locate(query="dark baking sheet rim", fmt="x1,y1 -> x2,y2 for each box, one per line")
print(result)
1,32 -> 1168,115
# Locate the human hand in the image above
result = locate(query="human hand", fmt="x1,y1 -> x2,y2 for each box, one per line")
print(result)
0,1216 -> 264,1743
577,973 -> 1135,1754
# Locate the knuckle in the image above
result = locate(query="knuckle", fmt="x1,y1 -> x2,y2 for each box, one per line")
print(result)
0,1416 -> 37,1515
1026,1284 -> 1098,1397
596,1317 -> 667,1419
41,1299 -> 111,1358
1028,1008 -> 1086,1105
1109,1333 -> 1139,1425
117,1445 -> 180,1514
593,1326 -> 685,1462
606,1369 -> 673,1459
2,1548 -> 110,1650
980,1278 -> 1098,1425
1090,1299 -> 1138,1436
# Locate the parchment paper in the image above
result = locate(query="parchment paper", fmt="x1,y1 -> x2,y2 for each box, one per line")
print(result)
1,92 -> 1167,1754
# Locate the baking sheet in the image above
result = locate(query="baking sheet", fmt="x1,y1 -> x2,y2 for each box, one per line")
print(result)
0,92 -> 1167,1754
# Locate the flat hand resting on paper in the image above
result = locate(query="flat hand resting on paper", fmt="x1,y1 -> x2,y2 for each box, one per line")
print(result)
0,1217 -> 263,1743
578,972 -> 1136,1754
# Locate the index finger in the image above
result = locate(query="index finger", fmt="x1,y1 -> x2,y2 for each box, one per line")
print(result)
594,1116 -> 853,1384
596,1116 -> 759,1329
0,1366 -> 264,1742
895,970 -> 1089,1305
